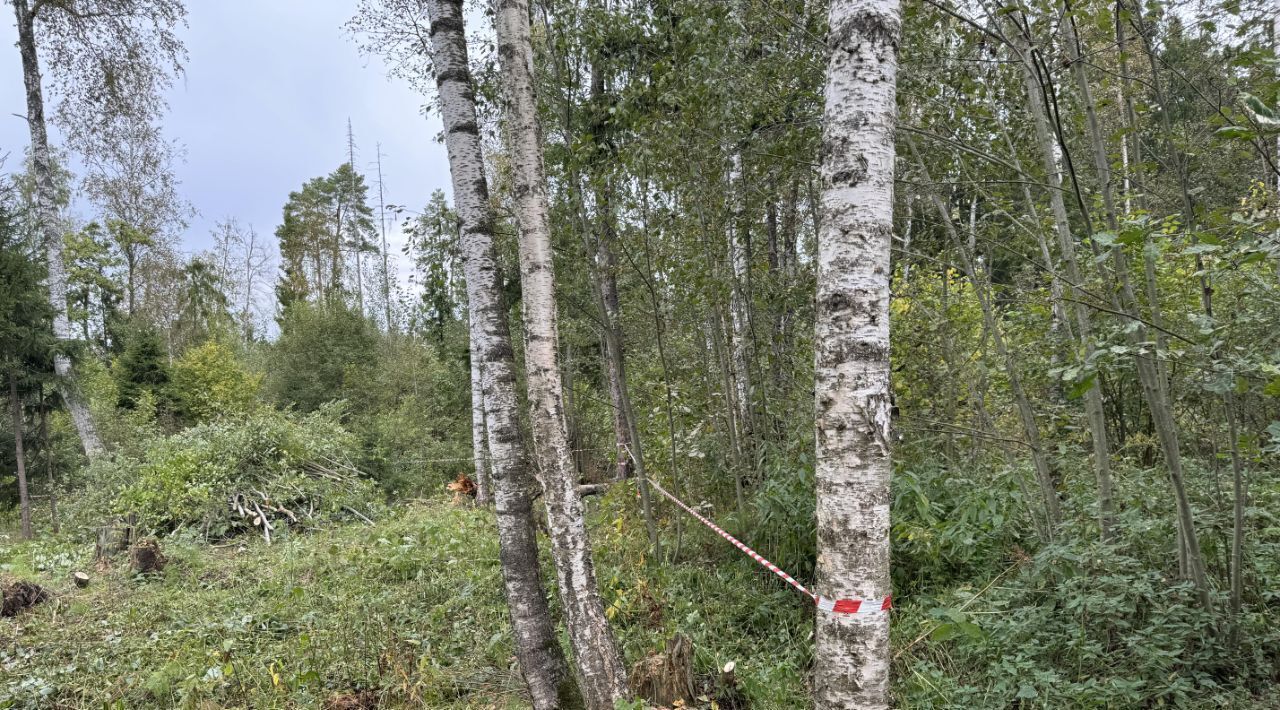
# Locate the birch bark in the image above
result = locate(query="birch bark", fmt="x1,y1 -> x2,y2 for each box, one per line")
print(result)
467,329 -> 491,505
12,0 -> 104,459
491,0 -> 630,707
726,151 -> 755,444
424,2 -> 571,706
814,0 -> 900,706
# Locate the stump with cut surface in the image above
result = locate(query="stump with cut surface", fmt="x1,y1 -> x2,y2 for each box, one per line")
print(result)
1,580 -> 50,617
446,473 -> 477,505
71,571 -> 91,588
130,539 -> 167,575
714,660 -> 748,710
628,633 -> 695,707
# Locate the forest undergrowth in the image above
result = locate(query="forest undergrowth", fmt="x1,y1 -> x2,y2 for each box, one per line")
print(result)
4,443 -> 1279,708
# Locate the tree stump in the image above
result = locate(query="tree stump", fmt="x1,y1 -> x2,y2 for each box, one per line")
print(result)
95,514 -> 139,569
71,571 -> 91,588
714,660 -> 748,709
1,580 -> 50,617
130,539 -> 167,575
447,473 -> 477,505
628,633 -> 695,707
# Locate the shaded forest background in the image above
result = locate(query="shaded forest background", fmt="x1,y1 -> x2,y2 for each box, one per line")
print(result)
3,0 -> 1280,706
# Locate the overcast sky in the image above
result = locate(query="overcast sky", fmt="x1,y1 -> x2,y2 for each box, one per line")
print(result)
1,1 -> 451,269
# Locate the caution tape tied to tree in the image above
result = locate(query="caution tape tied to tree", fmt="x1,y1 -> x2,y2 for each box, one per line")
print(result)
642,477 -> 892,616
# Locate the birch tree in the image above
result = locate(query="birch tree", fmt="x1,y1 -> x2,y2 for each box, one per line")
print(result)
422,1 -> 573,706
813,0 -> 900,706
492,0 -> 630,706
11,0 -> 186,458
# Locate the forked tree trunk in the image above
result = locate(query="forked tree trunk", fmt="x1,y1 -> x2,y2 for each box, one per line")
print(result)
424,2 -> 572,706
491,1 -> 630,708
10,373 -> 32,540
13,1 -> 103,460
813,0 -> 900,707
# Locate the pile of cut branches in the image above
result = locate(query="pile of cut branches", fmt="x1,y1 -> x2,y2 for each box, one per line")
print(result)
108,405 -> 382,541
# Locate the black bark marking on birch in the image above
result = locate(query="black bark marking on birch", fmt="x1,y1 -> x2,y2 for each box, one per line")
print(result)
436,67 -> 472,84
828,10 -> 901,53
821,340 -> 889,363
448,120 -> 481,136
429,16 -> 465,36
819,289 -> 882,321
830,156 -> 870,188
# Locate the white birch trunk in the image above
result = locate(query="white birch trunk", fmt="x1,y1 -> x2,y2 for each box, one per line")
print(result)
491,0 -> 630,706
467,328 -> 491,505
425,2 -> 571,706
13,0 -> 104,460
726,151 -> 753,441
814,1 -> 900,707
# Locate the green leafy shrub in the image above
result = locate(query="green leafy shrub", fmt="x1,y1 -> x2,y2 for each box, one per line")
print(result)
267,302 -> 379,413
169,340 -> 264,423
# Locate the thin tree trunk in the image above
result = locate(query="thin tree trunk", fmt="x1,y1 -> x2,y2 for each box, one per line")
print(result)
468,334 -> 491,505
13,0 -> 104,460
11,373 -> 32,539
726,151 -> 754,446
376,147 -> 395,331
1226,392 -> 1246,621
1010,26 -> 1114,541
243,227 -> 257,340
491,1 -> 630,707
813,0 -> 900,706
908,139 -> 1062,532
40,384 -> 57,533
587,185 -> 659,554
637,180 -> 685,561
1021,10 -> 1211,607
424,2 -> 572,706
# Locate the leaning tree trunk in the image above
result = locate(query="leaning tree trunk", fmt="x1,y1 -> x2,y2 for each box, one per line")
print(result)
1049,9 -> 1208,606
907,138 -> 1063,533
10,373 -> 32,540
1015,26 -> 1114,542
12,1 -> 103,460
491,1 -> 630,708
813,0 -> 900,707
424,2 -> 572,706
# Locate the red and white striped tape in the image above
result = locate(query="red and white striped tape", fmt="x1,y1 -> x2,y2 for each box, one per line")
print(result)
642,477 -> 892,616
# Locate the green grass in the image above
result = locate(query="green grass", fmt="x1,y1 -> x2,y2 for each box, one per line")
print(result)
0,489 -> 816,709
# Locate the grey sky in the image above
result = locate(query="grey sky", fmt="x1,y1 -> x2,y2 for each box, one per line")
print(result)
2,0 -> 451,269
